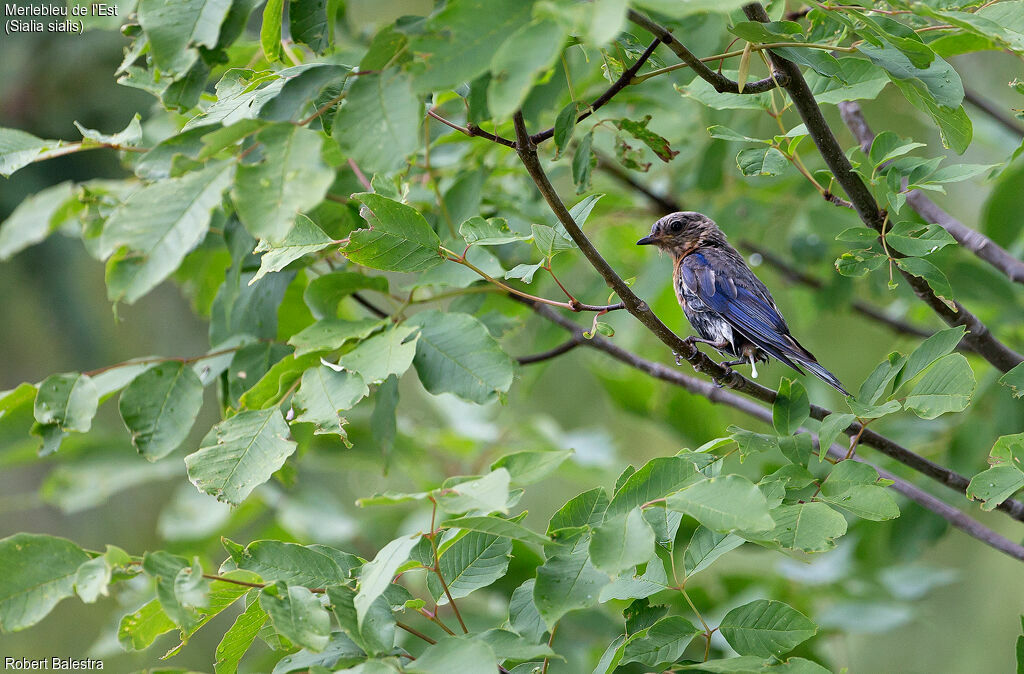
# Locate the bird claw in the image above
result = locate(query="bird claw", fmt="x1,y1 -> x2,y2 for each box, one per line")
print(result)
673,350 -> 686,366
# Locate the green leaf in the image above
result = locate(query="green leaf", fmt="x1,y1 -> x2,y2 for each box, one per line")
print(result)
504,262 -> 545,284
0,127 -> 59,177
857,352 -> 908,405
406,636 -> 498,673
408,0 -> 534,93
427,532 -> 512,604
328,585 -> 395,657
684,526 -> 745,577
999,362 -> 1024,399
737,147 -> 788,176
118,599 -> 176,650
408,311 -> 514,404
459,216 -> 531,247
138,0 -> 232,76
678,71 -> 774,110
438,469 -> 512,515
666,475 -> 774,532
509,579 -> 546,643
491,449 -> 573,486
289,0 -> 330,53
102,161 -> 234,304
334,68 -> 421,173
573,129 -> 597,194
615,115 -> 679,163
475,628 -> 556,660
0,534 -> 90,632
303,272 -> 389,320
773,378 -> 809,435
589,507 -> 656,575
34,372 -> 99,435
768,502 -> 847,552
884,222 -> 957,258
835,249 -> 885,277
75,114 -> 142,148
819,462 -> 899,521
548,487 -> 609,534
533,549 -> 610,627
289,318 -> 385,357
444,516 -> 550,546
354,535 -> 421,625
708,125 -> 769,143
967,433 -> 1024,510
554,101 -> 581,157
816,413 -> 855,461
118,361 -> 203,461
238,352 -> 322,410
804,59 -> 889,105
233,124 -> 333,243
730,426 -> 778,460
215,600 -> 268,674
225,539 -> 352,587
719,599 -> 817,658
251,215 -> 334,284
260,0 -> 284,62
336,324 -> 419,384
260,582 -> 331,652
607,456 -> 700,518
835,227 -> 878,243
869,131 -> 926,166
344,193 -> 444,272
621,615 -> 700,667
488,19 -> 564,119
903,353 -> 975,419
893,326 -> 966,391
292,367 -> 368,436
0,181 -> 75,261
184,408 -> 298,505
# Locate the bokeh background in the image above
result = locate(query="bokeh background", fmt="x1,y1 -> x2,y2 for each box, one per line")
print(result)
1,1 -> 1023,671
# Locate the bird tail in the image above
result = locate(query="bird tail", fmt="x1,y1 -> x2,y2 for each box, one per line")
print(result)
797,358 -> 849,396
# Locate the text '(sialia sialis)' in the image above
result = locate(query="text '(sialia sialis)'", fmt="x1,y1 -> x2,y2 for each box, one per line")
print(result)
638,211 -> 849,396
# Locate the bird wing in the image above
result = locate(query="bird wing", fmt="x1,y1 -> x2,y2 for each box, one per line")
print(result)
679,251 -> 808,373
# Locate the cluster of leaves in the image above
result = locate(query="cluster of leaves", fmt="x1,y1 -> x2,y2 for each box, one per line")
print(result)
1,0 -> 1023,671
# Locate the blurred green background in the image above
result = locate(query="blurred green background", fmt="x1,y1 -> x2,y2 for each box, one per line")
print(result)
2,1 -> 1023,672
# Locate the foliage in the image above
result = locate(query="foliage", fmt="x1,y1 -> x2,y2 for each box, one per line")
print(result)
1,0 -> 1023,672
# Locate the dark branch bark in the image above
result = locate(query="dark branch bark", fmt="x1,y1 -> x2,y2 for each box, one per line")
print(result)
839,101 -> 1024,285
627,9 -> 786,94
738,240 -> 976,353
516,297 -> 1024,561
531,38 -> 664,145
595,151 -> 684,214
517,337 -> 582,365
741,3 -> 1023,373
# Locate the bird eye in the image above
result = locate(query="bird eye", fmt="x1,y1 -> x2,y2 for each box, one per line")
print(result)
670,220 -> 683,233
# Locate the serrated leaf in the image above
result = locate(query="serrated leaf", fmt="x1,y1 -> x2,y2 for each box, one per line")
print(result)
893,327 -> 966,391
214,599 -> 268,674
260,582 -> 331,652
251,215 -> 333,284
289,318 -> 385,357
999,362 -> 1024,399
427,532 -> 512,604
139,0 -> 231,75
533,549 -> 610,628
439,469 -> 511,515
491,449 -> 572,486
666,475 -> 774,532
459,216 -> 530,247
335,324 -> 419,384
903,353 -> 975,419
835,250 -> 886,277
621,615 -> 699,667
768,502 -> 847,552
102,161 -> 234,304
354,535 -> 420,626
408,311 -> 514,404
884,221 -> 957,258
0,534 -> 89,632
719,599 -> 817,658
119,361 -> 204,461
184,408 -> 298,505
683,527 -> 745,577
443,516 -> 550,545
737,147 -> 788,176
589,507 -> 656,575
344,193 -> 443,272
292,367 -> 368,436
233,124 -> 333,243
334,68 -> 421,173
225,539 -> 352,587
406,636 -> 498,673
615,115 -> 678,162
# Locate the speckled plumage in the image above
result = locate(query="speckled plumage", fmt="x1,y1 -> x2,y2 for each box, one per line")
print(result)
638,212 -> 848,395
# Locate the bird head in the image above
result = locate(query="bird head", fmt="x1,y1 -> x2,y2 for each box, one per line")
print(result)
636,211 -> 724,257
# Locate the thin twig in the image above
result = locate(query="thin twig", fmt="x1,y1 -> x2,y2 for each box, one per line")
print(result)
964,87 -> 1024,137
396,621 -> 436,645
83,345 -> 245,377
517,337 -> 583,365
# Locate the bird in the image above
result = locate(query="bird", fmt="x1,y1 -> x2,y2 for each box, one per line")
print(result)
637,211 -> 849,396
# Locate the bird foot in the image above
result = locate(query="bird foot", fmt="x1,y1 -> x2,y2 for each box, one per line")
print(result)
672,350 -> 686,366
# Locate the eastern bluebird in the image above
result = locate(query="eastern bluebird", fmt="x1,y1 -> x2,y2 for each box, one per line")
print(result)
638,211 -> 849,395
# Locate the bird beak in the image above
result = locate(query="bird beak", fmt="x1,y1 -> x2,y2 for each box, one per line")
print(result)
636,235 -> 656,246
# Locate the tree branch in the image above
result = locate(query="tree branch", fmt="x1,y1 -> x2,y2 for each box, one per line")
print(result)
964,87 -> 1024,138
738,240 -> 976,353
741,3 -> 1022,373
517,337 -> 583,365
627,9 -> 787,94
531,37 -> 664,145
594,150 -> 684,214
838,101 -> 1024,285
515,296 -> 1024,556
